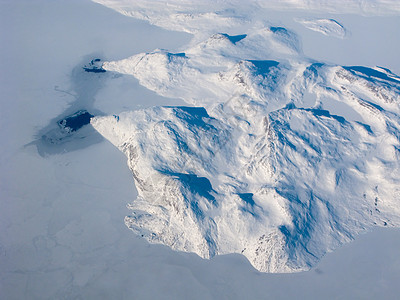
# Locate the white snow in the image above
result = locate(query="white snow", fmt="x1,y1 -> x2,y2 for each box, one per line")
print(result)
91,0 -> 400,273
2,0 -> 400,298
93,0 -> 400,36
296,18 -> 347,38
255,0 -> 400,15
93,30 -> 400,272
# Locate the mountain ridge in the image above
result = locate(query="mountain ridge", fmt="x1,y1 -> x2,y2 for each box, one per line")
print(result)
92,28 -> 400,272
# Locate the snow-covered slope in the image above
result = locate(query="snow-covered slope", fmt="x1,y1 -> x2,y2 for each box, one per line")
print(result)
296,18 -> 347,38
92,21 -> 400,272
3,0 -> 400,298
93,0 -> 400,36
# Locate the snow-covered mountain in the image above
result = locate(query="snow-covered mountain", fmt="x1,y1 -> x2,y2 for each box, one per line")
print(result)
4,0 -> 400,298
90,0 -> 400,273
92,0 -> 400,35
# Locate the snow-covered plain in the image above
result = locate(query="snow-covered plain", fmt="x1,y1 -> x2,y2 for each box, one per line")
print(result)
1,0 -> 400,298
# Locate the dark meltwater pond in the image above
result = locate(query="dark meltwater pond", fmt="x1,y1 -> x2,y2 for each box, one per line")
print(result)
58,110 -> 94,133
83,58 -> 106,73
33,56 -> 107,156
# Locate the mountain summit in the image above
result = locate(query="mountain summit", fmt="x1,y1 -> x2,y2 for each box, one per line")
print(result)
91,9 -> 400,272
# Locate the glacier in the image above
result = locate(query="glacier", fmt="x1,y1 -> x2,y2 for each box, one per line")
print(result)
92,20 -> 400,272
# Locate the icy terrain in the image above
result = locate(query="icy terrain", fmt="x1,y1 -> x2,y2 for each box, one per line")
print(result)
296,18 -> 347,38
93,0 -> 400,34
92,1 -> 400,272
2,0 -> 400,298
